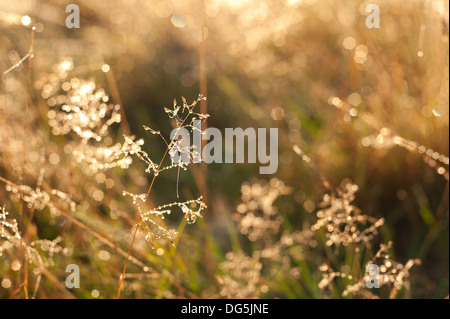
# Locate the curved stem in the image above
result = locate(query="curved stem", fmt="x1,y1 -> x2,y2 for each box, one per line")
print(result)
117,146 -> 170,299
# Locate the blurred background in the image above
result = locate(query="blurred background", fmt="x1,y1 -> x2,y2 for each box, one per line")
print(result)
0,0 -> 448,298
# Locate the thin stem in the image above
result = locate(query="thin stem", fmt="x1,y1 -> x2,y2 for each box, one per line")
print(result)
198,1 -> 209,206
21,26 -> 35,300
105,68 -> 131,136
117,106 -> 195,298
116,146 -> 170,299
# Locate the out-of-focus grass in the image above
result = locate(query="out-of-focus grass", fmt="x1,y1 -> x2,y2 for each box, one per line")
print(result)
0,0 -> 448,298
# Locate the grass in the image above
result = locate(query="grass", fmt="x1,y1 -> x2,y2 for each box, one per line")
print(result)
0,0 -> 448,299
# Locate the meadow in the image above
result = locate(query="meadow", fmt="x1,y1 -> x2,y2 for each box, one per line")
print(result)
0,0 -> 448,299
